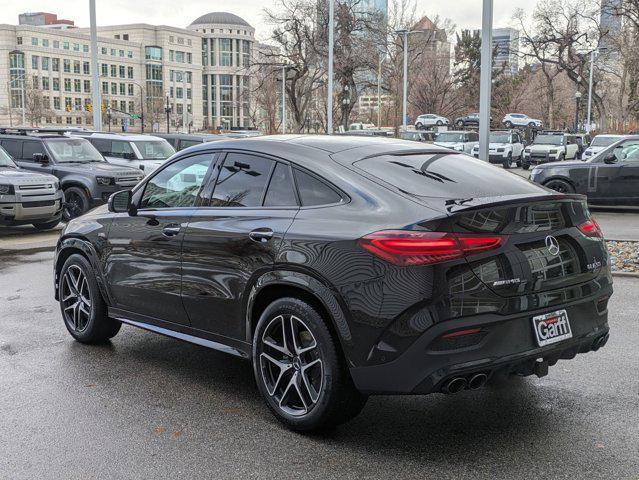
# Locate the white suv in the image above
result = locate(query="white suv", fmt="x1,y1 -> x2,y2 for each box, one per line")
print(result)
502,113 -> 543,129
415,114 -> 450,130
433,130 -> 479,154
582,134 -> 628,159
521,132 -> 580,169
471,130 -> 525,169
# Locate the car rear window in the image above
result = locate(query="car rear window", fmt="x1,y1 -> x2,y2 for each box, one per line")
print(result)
353,153 -> 542,199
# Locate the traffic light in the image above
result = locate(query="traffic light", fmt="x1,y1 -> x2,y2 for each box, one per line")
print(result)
65,104 -> 71,112
101,103 -> 106,113
87,103 -> 92,112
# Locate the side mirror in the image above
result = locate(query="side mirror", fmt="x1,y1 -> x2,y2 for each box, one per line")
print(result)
603,153 -> 618,164
108,190 -> 134,214
123,152 -> 137,160
33,153 -> 49,164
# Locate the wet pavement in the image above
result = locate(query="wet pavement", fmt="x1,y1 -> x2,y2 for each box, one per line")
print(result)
0,251 -> 638,479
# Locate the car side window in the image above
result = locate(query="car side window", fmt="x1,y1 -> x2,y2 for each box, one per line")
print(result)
140,154 -> 214,209
111,140 -> 135,158
22,141 -> 46,161
210,153 -> 273,207
293,169 -> 342,207
179,140 -> 202,150
1,140 -> 22,159
616,141 -> 639,162
90,138 -> 111,154
264,162 -> 298,207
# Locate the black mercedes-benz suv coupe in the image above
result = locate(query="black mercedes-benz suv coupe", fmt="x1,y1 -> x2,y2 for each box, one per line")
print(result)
54,135 -> 612,431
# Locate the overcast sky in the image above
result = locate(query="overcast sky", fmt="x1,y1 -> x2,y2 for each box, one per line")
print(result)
0,0 -> 538,42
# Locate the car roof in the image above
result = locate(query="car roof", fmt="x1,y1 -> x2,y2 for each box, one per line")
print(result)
436,130 -> 468,134
595,134 -> 626,138
155,133 -> 227,140
80,132 -> 165,141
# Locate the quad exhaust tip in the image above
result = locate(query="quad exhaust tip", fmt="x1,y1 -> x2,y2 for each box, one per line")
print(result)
592,333 -> 609,351
442,377 -> 467,394
468,373 -> 488,390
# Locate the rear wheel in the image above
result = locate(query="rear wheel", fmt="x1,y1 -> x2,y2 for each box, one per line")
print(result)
436,120 -> 443,126
415,122 -> 423,130
505,121 -> 514,128
456,120 -> 465,127
253,297 -> 367,432
58,254 -> 121,343
544,179 -> 575,194
33,219 -> 60,230
63,187 -> 90,220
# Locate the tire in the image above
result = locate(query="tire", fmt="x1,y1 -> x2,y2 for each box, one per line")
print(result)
436,120 -> 443,126
253,297 -> 367,432
63,187 -> 90,221
544,179 -> 575,194
33,219 -> 60,230
505,121 -> 513,129
456,120 -> 465,128
557,153 -> 565,162
528,122 -> 536,128
415,122 -> 423,130
502,152 -> 513,169
522,162 -> 530,170
58,253 -> 121,343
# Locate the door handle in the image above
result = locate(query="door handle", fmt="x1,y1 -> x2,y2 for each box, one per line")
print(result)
249,228 -> 274,243
162,224 -> 181,237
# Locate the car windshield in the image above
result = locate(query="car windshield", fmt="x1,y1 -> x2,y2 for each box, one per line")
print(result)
490,133 -> 510,143
45,138 -> 105,163
591,136 -> 620,147
436,133 -> 465,143
132,140 -> 175,160
0,147 -> 18,168
533,135 -> 563,146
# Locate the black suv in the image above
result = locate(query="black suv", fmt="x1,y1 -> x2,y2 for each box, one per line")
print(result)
54,136 -> 611,431
0,133 -> 143,219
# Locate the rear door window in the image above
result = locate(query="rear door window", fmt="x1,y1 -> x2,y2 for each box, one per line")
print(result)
293,169 -> 342,206
264,163 -> 298,207
211,153 -> 273,207
1,139 -> 22,159
354,153 -> 542,199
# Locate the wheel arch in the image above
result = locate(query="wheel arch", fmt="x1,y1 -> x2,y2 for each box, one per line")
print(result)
541,175 -> 576,192
54,237 -> 108,303
245,269 -> 354,365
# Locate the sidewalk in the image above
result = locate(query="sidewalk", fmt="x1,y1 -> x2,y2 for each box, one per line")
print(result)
0,227 -> 61,255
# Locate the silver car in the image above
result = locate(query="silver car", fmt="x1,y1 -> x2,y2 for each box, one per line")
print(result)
0,146 -> 63,229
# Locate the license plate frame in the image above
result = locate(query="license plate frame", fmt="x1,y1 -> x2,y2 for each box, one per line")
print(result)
532,309 -> 573,347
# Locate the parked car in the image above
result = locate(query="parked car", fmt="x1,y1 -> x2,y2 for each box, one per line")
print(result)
581,134 -> 627,159
54,135 -> 611,431
399,130 -> 436,143
415,114 -> 450,130
155,133 -> 229,151
0,145 -> 63,229
433,130 -> 479,154
471,130 -> 525,168
454,112 -> 493,128
73,132 -> 175,174
502,113 -> 543,129
530,135 -> 639,205
521,132 -> 580,169
0,132 -> 143,219
573,133 -> 591,158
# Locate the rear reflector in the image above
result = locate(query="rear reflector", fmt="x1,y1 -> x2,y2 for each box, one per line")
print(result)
578,218 -> 603,238
358,230 -> 505,266
442,328 -> 482,339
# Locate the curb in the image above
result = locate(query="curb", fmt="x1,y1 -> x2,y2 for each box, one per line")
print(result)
0,244 -> 56,256
611,271 -> 639,278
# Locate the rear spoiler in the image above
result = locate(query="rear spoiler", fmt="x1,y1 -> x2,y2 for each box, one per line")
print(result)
441,193 -> 586,214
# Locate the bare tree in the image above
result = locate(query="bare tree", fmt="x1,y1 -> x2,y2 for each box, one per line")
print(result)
24,79 -> 50,127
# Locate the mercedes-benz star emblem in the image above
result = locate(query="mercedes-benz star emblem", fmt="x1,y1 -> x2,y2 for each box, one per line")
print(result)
545,235 -> 560,256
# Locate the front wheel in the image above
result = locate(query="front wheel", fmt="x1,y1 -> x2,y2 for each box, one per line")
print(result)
436,120 -> 443,126
415,122 -> 423,130
63,187 -> 90,221
522,162 -> 530,170
502,152 -> 513,169
505,121 -> 514,128
456,120 -> 465,127
253,297 -> 367,432
59,254 -> 121,343
544,179 -> 575,194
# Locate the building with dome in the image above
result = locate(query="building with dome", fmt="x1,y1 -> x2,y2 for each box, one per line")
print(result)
188,12 -> 255,129
0,11 -> 257,132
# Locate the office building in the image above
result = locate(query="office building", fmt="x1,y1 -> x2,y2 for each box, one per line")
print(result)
492,27 -> 519,76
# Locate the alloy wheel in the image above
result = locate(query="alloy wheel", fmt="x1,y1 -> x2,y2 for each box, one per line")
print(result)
61,265 -> 92,333
64,191 -> 84,220
259,314 -> 324,417
545,180 -> 571,194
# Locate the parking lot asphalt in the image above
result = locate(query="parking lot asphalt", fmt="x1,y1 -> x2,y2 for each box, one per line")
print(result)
1,251 -> 638,479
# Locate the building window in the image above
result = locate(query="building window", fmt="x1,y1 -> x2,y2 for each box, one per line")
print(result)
111,83 -> 117,95
83,61 -> 90,75
169,36 -> 174,43
127,51 -> 133,58
73,43 -> 80,51
127,66 -> 133,79
220,39 -> 232,66
63,41 -> 69,50
42,57 -> 49,70
242,40 -> 250,67
111,48 -> 116,56
177,37 -> 184,45
84,80 -> 91,93
64,79 -> 71,92
114,34 -> 120,40
186,71 -> 192,83
128,84 -> 134,95
74,79 -> 81,92
176,51 -> 185,63
63,59 -> 70,73
31,37 -> 38,46
52,58 -> 59,72
111,65 -> 117,77
123,34 -> 129,41
53,78 -> 60,91
83,44 -> 89,53
145,46 -> 162,61
119,65 -> 125,78
186,52 -> 192,64
53,40 -> 59,48
53,97 -> 61,110
169,50 -> 174,62
32,55 -> 39,70
119,83 -> 126,95
42,77 -> 50,90
17,37 -> 22,45
119,50 -> 124,57
101,47 -> 107,54
32,76 -> 39,89
102,81 -> 108,94
42,39 -> 49,47
101,63 -> 108,77
73,61 -> 81,74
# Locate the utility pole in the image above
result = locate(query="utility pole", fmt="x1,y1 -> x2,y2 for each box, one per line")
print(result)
401,31 -> 408,129
140,87 -> 145,133
327,0 -> 334,134
89,0 -> 102,131
586,50 -> 596,133
377,49 -> 384,128
165,95 -> 171,133
478,0 -> 494,162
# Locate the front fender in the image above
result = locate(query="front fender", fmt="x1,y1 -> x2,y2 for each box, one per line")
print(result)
54,236 -> 110,303
245,269 -> 353,357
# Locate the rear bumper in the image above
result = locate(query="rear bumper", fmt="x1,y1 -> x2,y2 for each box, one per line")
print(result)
349,290 -> 611,395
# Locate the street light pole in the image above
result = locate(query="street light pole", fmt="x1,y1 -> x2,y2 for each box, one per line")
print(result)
377,49 -> 383,128
165,95 -> 171,133
586,50 -> 596,133
327,0 -> 334,134
478,0 -> 494,162
89,0 -> 102,131
281,64 -> 286,134
575,91 -> 582,132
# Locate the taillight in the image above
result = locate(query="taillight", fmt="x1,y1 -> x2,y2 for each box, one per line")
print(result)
358,230 -> 505,266
578,218 -> 603,238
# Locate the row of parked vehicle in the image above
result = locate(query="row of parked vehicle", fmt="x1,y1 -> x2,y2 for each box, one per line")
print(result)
414,112 -> 543,130
0,127 -> 260,229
